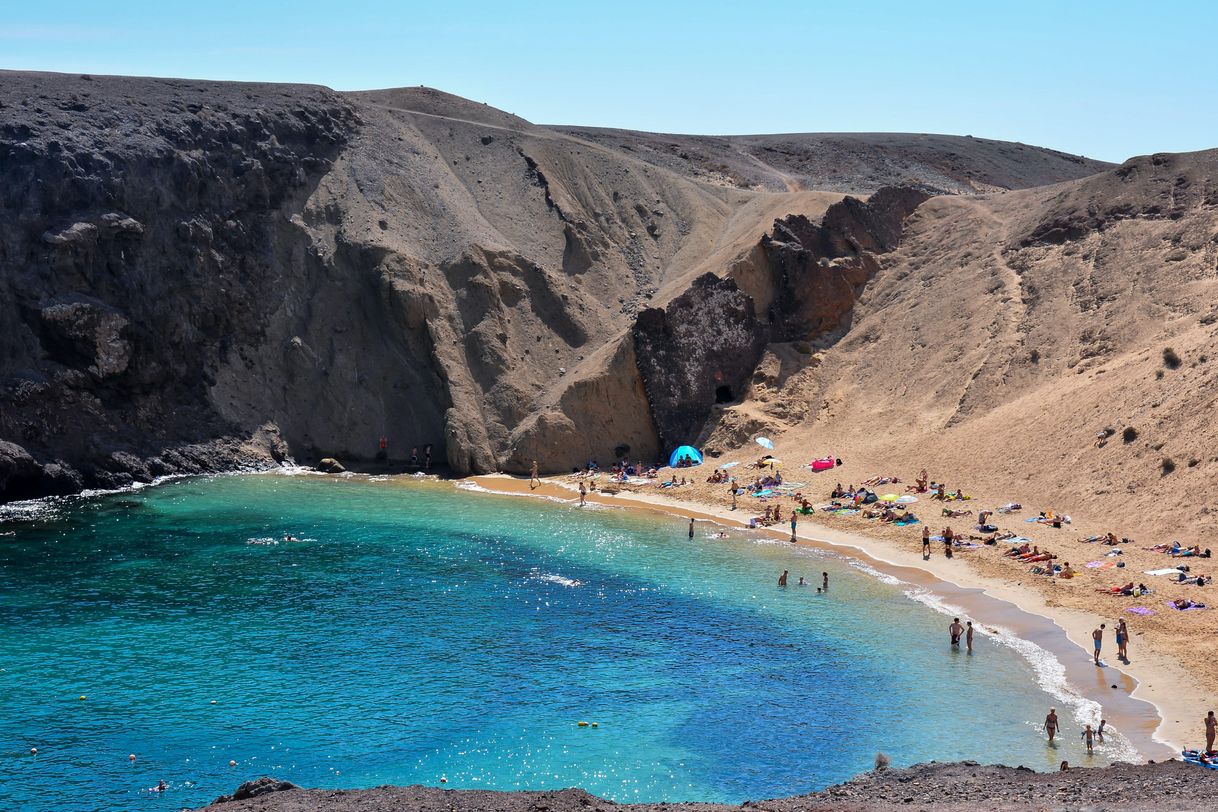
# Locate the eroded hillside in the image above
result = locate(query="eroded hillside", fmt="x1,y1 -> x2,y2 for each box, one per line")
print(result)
0,71 -> 1116,500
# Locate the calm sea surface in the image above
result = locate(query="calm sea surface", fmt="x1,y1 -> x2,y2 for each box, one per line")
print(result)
0,473 -> 1128,811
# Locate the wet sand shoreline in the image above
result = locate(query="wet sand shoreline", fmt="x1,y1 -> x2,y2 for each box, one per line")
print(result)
463,473 -> 1189,761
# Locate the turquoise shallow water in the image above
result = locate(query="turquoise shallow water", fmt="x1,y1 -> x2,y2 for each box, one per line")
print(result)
1,473 -> 1122,811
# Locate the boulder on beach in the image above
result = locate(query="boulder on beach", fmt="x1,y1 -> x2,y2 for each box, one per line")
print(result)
316,457 -> 346,473
211,776 -> 299,804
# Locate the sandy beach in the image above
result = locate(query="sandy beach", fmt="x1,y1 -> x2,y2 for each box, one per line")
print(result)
466,470 -> 1211,760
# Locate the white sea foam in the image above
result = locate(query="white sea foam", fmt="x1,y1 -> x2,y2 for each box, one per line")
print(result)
847,559 -> 1142,763
526,569 -> 582,586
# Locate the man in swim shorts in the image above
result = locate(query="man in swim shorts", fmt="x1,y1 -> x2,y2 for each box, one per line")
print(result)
1044,708 -> 1060,742
1092,624 -> 1105,665
922,526 -> 931,558
949,618 -> 964,647
790,513 -> 797,542
778,570 -> 788,587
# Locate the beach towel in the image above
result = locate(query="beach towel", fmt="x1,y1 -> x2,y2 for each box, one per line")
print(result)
1006,536 -> 1032,544
1024,517 -> 1039,523
896,495 -> 918,504
929,535 -> 945,542
1126,607 -> 1154,615
1085,561 -> 1117,570
753,489 -> 774,497
1144,568 -> 1180,576
894,517 -> 920,526
1084,561 -> 1106,568
1166,601 -> 1207,611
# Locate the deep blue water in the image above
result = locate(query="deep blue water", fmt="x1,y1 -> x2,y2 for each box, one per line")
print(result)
0,473 -> 1118,811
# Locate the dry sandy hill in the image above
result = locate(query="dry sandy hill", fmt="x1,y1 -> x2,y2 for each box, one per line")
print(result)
0,71 -> 1111,501
711,148 -> 1218,544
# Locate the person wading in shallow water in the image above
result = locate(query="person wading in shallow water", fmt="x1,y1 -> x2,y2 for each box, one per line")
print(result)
578,482 -> 587,507
1044,708 -> 1060,743
688,518 -> 695,539
778,570 -> 788,587
822,571 -> 829,591
949,618 -> 964,647
966,621 -> 975,653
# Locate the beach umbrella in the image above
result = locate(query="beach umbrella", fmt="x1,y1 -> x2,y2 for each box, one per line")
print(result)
895,495 -> 918,504
880,494 -> 898,502
765,458 -> 783,464
755,437 -> 774,449
720,461 -> 739,469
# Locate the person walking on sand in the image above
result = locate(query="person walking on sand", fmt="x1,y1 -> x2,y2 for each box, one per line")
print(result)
1081,724 -> 1095,754
530,460 -> 540,490
1092,624 -> 1105,666
730,483 -> 737,511
778,570 -> 788,587
949,618 -> 964,647
1206,710 -> 1216,754
966,621 -> 975,653
790,513 -> 797,543
578,482 -> 587,507
922,526 -> 931,559
1044,708 -> 1060,743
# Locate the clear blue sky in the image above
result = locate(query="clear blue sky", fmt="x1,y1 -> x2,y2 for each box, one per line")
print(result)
3,0 -> 1214,162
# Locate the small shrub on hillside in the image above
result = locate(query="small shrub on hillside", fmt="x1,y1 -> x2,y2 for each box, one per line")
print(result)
1163,347 -> 1182,369
1155,369 -> 1164,379
1122,427 -> 1138,443
1189,458 -> 1200,468
1162,457 -> 1176,475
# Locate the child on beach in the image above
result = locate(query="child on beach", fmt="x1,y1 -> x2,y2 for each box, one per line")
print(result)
1081,724 -> 1095,754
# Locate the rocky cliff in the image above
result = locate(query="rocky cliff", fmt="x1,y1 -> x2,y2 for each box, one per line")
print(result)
0,70 -> 1110,501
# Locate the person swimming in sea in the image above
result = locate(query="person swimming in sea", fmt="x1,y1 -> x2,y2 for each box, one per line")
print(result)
778,570 -> 788,587
797,576 -> 806,586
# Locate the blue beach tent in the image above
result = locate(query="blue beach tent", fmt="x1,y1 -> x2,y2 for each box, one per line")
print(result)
668,445 -> 703,468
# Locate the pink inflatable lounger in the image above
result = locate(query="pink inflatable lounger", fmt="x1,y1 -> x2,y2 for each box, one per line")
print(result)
811,458 -> 836,471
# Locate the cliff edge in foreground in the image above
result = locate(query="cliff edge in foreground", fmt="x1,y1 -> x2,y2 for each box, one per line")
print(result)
196,761 -> 1216,812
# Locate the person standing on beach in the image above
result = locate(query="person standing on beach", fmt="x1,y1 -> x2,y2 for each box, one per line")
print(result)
1116,618 -> 1129,660
688,518 -> 695,539
790,513 -> 797,543
410,446 -> 419,467
1206,710 -> 1216,754
778,570 -> 788,587
578,482 -> 587,507
729,482 -> 737,511
424,444 -> 433,469
530,460 -> 540,490
1092,624 -> 1105,666
1044,708 -> 1060,743
949,618 -> 964,647
922,526 -> 931,559
966,621 -> 974,653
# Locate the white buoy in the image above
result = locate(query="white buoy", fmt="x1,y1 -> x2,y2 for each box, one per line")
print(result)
228,760 -> 236,767
210,700 -> 217,705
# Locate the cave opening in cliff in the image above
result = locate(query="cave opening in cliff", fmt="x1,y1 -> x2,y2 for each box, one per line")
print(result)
715,384 -> 735,403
